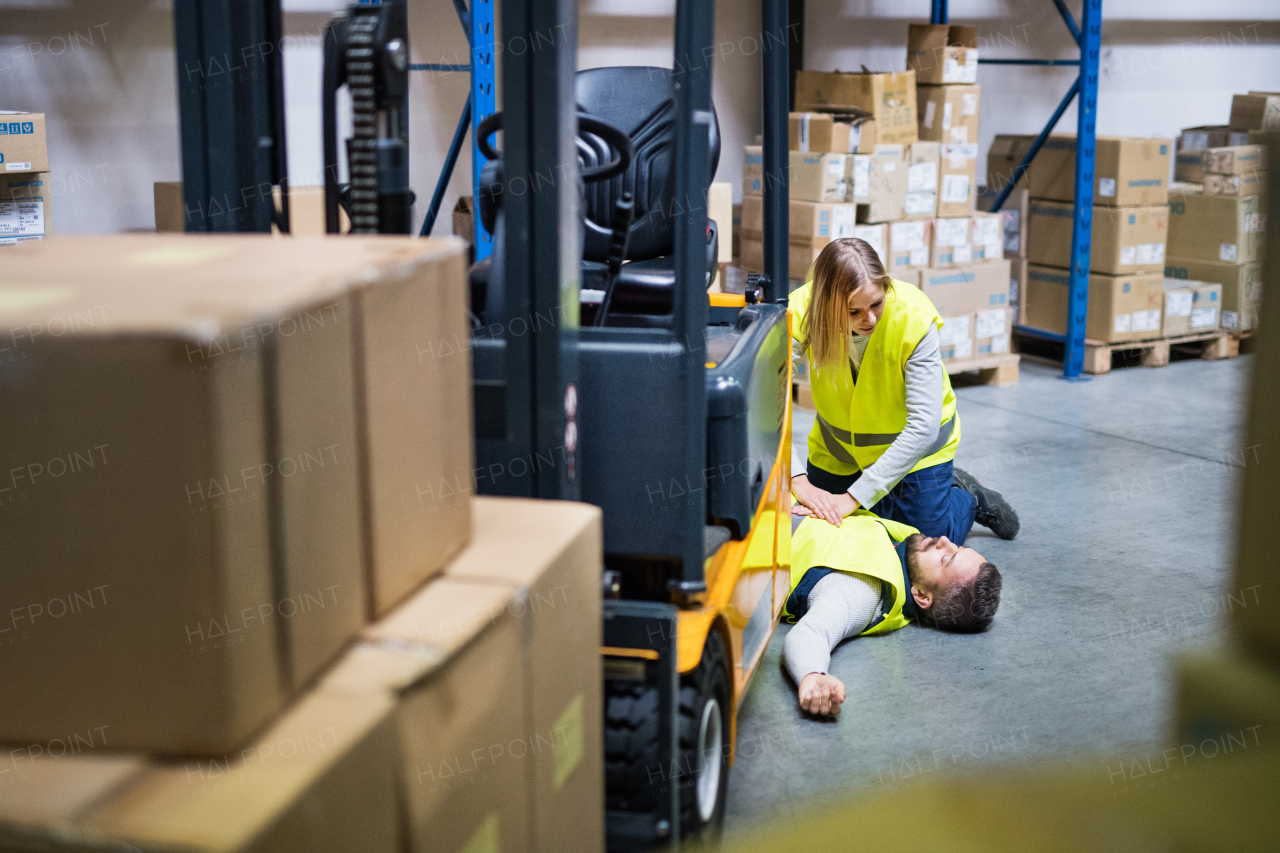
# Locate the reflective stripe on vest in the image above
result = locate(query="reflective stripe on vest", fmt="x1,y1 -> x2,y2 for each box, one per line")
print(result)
820,414 -> 955,466
815,413 -> 858,466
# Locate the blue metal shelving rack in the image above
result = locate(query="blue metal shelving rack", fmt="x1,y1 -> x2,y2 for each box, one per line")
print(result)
933,0 -> 1102,379
413,0 -> 495,262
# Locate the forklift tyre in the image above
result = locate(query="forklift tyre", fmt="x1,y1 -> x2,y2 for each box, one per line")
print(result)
678,628 -> 731,846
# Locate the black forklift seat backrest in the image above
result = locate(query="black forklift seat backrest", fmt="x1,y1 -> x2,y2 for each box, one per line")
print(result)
575,66 -> 720,263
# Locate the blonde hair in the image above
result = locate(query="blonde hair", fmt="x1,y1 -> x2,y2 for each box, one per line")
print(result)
799,238 -> 893,370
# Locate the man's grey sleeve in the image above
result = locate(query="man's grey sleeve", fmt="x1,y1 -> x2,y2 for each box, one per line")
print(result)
849,325 -> 944,510
783,571 -> 883,684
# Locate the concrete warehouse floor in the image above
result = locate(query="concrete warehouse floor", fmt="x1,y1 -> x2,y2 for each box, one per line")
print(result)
725,354 -> 1254,838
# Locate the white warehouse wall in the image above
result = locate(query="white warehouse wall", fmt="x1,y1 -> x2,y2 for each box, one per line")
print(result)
1,0 -> 1277,235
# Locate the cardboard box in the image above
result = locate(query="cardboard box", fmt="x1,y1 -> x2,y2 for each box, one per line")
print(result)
906,24 -> 979,85
1028,201 -> 1168,274
917,260 -> 1011,317
1024,265 -> 1163,342
856,144 -> 908,222
1164,256 -> 1263,332
709,181 -> 733,262
154,181 -> 184,232
1160,278 -> 1218,336
987,134 -> 1172,207
1178,125 -> 1251,151
1010,257 -> 1028,324
938,143 -> 977,216
731,202 -> 742,258
451,195 -> 474,246
1167,188 -> 1265,264
0,111 -> 48,173
0,171 -> 52,246
932,216 -> 972,267
743,197 -> 887,266
743,145 -> 763,196
1174,150 -> 1206,184
916,84 -> 981,144
85,690 -> 400,853
1204,145 -> 1267,176
1204,172 -> 1266,196
1229,92 -> 1280,132
348,239 -> 472,617
327,579 -> 532,853
886,219 -> 931,272
975,306 -> 1012,357
794,70 -> 919,145
970,211 -> 1004,262
0,754 -> 150,848
444,497 -> 603,853
789,150 -> 849,203
937,312 -> 974,362
905,141 -> 939,219
154,183 -> 351,235
789,112 -> 876,154
978,186 -> 1030,258
741,235 -> 764,273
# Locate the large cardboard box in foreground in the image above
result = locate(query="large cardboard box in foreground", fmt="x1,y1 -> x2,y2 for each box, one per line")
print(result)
1167,188 -> 1265,264
794,70 -> 919,145
1165,256 -> 1262,332
1027,200 -> 1168,274
1024,264 -> 1163,342
0,111 -> 48,172
0,235 -> 471,752
85,690 -> 400,853
987,134 -> 1171,207
444,497 -> 604,853
1,171 -> 52,245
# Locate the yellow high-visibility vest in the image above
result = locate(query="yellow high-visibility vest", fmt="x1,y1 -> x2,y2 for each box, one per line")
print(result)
785,511 -> 919,636
789,277 -> 960,477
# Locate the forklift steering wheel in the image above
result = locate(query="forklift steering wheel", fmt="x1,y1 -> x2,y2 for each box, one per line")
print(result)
475,112 -> 633,182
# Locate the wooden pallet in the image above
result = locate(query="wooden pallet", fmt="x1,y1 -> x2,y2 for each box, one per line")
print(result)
944,352 -> 1020,387
1081,331 -> 1234,375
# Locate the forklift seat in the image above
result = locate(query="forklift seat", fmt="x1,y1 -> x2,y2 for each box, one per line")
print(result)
576,66 -> 721,326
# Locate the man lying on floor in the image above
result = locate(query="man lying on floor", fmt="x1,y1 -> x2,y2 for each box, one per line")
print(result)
783,509 -> 1003,716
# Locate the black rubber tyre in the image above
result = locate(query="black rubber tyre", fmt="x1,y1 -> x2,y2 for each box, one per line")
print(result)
677,629 -> 731,847
605,678 -> 662,815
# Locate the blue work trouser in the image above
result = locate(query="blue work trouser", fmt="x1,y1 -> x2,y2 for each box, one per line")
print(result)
805,459 -> 977,545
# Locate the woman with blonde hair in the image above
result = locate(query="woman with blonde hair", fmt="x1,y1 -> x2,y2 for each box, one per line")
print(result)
787,237 -> 1018,542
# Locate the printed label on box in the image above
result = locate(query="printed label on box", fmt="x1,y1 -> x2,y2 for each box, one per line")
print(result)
961,93 -> 978,115
1190,307 -> 1218,329
0,199 -> 44,239
949,127 -> 968,144
905,192 -> 935,215
971,217 -> 1001,245
976,308 -> 1005,338
892,221 -> 927,250
907,162 -> 937,192
939,315 -> 971,345
798,114 -> 810,152
5,162 -> 33,171
989,333 -> 1009,354
981,242 -> 1002,260
1220,243 -> 1237,261
953,339 -> 973,359
1114,313 -> 1132,333
883,161 -> 896,172
908,246 -> 929,266
1131,309 -> 1161,333
1166,292 -> 1192,316
1099,177 -> 1116,197
853,225 -> 885,260
923,101 -> 937,130
1119,246 -> 1136,265
828,155 -> 846,175
852,157 -> 871,199
953,244 -> 972,263
941,174 -> 970,203
1223,310 -> 1239,329
832,206 -> 856,237
941,102 -> 953,130
1135,243 -> 1164,265
1182,132 -> 1209,151
847,124 -> 862,154
936,218 -> 968,246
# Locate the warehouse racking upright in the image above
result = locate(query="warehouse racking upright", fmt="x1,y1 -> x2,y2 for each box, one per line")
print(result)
934,0 -> 1103,379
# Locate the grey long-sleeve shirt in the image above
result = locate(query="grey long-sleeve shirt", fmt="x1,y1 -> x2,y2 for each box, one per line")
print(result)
792,325 -> 944,510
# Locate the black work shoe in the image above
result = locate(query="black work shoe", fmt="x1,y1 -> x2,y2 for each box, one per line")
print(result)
953,467 -> 1020,540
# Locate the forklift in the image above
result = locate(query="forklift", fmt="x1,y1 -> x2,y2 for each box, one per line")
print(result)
174,0 -> 796,847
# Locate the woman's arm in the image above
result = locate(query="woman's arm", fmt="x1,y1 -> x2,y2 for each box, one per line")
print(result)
848,325 -> 944,510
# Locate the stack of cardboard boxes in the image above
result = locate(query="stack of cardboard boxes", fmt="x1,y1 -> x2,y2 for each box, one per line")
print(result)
741,22 -> 1011,366
0,111 -> 51,246
0,236 -> 603,853
989,134 -> 1174,344
1162,94 -> 1272,333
